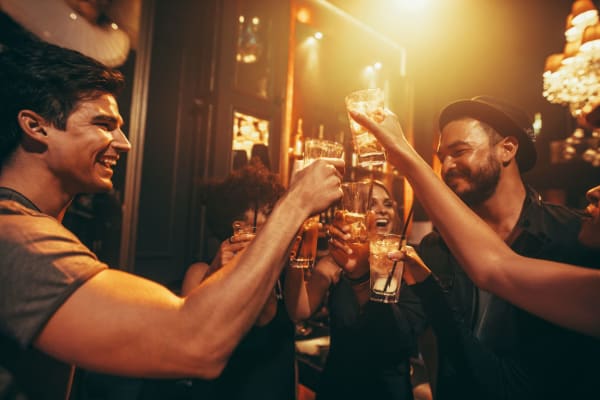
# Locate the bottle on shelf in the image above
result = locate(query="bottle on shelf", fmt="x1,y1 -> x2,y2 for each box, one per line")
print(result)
293,117 -> 304,159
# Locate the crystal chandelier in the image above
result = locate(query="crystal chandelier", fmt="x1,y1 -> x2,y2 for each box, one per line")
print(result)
543,0 -> 600,165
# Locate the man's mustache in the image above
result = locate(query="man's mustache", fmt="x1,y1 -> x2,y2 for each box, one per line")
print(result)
443,170 -> 470,182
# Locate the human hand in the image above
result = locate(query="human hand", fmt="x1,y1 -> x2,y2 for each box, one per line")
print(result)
348,109 -> 414,165
211,233 -> 255,271
388,245 -> 431,285
327,219 -> 369,280
288,158 -> 344,217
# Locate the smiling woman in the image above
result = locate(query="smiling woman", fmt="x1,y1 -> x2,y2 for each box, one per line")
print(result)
364,179 -> 401,235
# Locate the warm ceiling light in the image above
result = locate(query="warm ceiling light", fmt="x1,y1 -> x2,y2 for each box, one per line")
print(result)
314,31 -> 323,40
297,7 -> 311,24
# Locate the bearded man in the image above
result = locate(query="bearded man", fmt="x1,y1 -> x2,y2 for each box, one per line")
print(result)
394,96 -> 597,399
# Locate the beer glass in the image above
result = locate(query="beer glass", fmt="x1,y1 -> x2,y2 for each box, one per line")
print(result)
289,139 -> 344,269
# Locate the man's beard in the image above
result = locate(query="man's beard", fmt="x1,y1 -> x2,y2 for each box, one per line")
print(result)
443,155 -> 501,207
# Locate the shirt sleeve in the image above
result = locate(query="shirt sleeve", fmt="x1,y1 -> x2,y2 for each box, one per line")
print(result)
0,209 -> 107,347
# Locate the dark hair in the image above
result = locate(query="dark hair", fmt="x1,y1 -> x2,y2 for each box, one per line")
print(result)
202,159 -> 285,240
0,40 -> 125,166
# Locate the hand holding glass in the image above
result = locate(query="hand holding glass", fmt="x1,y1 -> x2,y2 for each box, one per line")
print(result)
369,233 -> 403,303
289,139 -> 344,269
335,182 -> 370,244
345,88 -> 386,167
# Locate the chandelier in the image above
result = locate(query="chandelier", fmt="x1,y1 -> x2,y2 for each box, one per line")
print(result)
543,0 -> 600,165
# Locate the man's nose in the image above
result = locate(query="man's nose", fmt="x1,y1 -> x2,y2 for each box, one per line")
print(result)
112,129 -> 132,153
441,160 -> 454,177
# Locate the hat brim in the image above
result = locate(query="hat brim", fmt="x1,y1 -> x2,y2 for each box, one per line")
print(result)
439,100 -> 537,172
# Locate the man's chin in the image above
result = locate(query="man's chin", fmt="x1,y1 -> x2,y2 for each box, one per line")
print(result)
87,179 -> 114,194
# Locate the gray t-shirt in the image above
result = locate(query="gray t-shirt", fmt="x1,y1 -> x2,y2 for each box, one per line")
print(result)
0,199 -> 107,347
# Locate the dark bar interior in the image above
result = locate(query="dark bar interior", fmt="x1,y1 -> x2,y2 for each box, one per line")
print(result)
1,0 -> 599,399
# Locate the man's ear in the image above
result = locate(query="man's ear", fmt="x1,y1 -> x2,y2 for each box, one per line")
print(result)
18,110 -> 49,139
17,110 -> 49,153
499,136 -> 519,165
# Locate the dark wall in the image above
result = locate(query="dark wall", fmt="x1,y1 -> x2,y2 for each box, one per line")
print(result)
133,0 -> 289,285
134,0 -> 220,286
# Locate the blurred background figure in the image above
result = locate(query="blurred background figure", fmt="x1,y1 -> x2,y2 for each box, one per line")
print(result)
250,143 -> 271,170
177,159 -> 295,400
232,149 -> 249,171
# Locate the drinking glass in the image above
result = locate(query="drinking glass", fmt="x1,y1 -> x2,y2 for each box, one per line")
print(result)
369,233 -> 403,303
289,138 -> 344,269
334,182 -> 370,244
345,88 -> 386,167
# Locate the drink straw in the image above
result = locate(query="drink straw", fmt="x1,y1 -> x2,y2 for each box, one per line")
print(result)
383,204 -> 414,292
366,169 -> 375,210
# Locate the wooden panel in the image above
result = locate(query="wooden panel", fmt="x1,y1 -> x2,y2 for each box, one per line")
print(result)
134,0 -> 219,285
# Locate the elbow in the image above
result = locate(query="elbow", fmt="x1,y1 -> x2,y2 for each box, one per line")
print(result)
285,301 -> 312,324
184,333 -> 234,380
462,250 -> 512,290
197,358 -> 227,380
188,348 -> 229,380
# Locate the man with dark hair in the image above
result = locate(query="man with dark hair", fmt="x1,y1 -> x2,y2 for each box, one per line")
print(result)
405,96 -> 597,399
0,41 -> 344,398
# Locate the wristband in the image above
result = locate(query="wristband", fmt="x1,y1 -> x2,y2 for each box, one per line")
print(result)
344,272 -> 370,285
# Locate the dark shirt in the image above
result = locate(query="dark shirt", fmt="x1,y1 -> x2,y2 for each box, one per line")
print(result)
317,278 -> 417,400
190,297 -> 296,400
403,187 -> 600,399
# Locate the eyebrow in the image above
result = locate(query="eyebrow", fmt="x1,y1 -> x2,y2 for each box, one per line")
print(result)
92,114 -> 124,126
436,140 -> 471,159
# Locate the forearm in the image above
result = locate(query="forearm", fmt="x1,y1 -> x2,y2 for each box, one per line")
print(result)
284,268 -> 314,322
482,253 -> 600,338
38,194 -> 306,380
285,260 -> 338,322
182,190 -> 310,366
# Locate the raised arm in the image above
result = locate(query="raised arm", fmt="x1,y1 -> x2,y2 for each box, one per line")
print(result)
35,158 -> 344,378
349,109 -> 600,338
284,255 -> 342,322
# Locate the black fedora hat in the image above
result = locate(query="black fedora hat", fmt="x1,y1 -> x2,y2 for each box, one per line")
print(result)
438,96 -> 537,172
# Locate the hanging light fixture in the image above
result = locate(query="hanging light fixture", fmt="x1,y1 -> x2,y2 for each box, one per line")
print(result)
543,0 -> 600,165
543,1 -> 600,119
